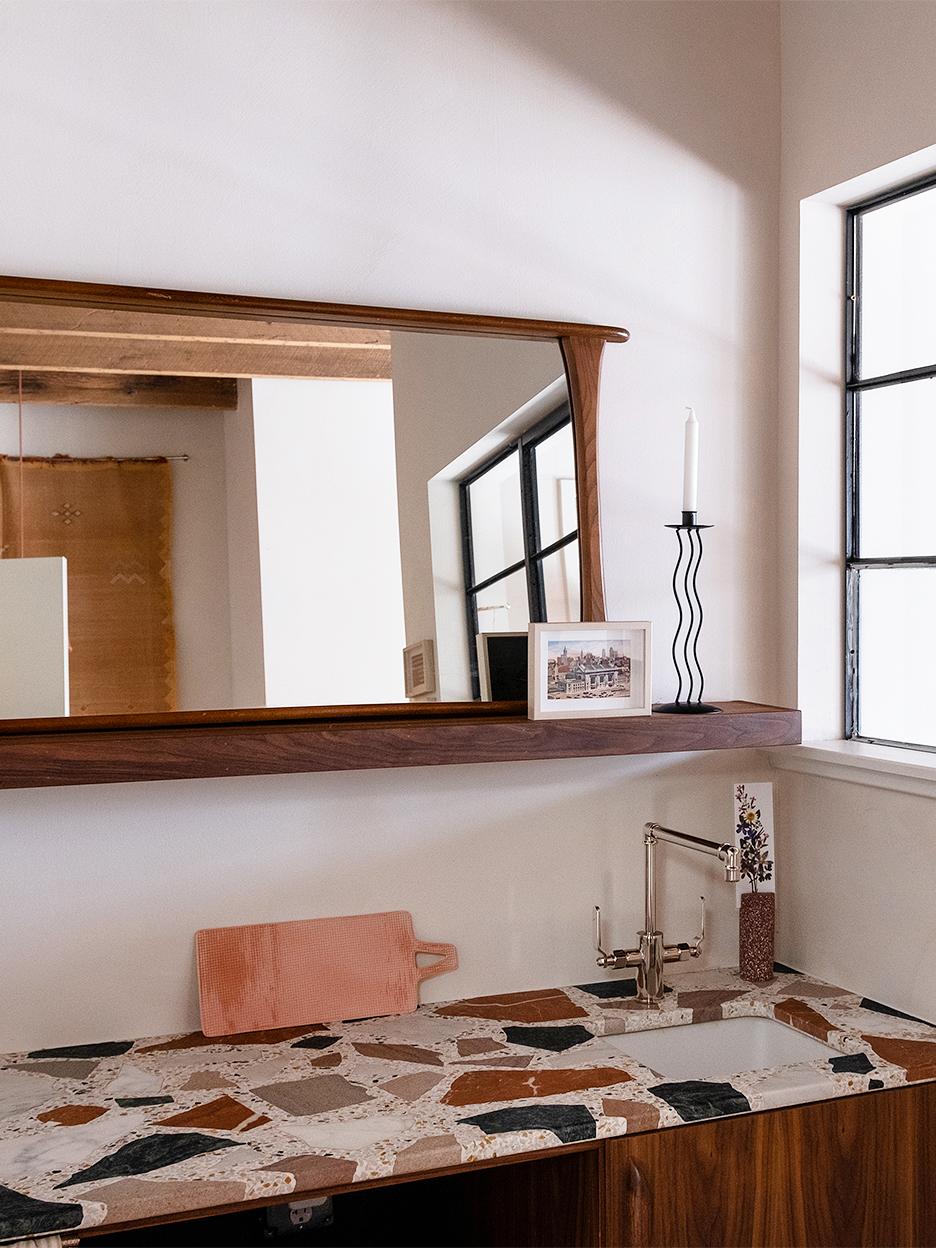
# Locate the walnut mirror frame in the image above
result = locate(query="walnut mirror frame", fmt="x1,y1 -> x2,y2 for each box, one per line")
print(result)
0,275 -> 654,787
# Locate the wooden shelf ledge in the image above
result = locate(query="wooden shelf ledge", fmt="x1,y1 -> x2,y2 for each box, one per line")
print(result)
0,701 -> 800,789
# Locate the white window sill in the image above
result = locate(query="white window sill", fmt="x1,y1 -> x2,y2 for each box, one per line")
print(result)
766,740 -> 936,797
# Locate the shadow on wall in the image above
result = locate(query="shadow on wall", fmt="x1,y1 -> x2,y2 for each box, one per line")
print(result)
464,0 -> 781,191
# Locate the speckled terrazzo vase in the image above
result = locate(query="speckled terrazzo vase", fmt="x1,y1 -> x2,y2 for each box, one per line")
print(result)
739,892 -> 774,983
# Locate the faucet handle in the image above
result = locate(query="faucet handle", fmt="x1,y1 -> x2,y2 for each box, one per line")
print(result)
664,896 -> 706,966
690,895 -> 705,956
593,905 -> 642,970
594,905 -> 609,958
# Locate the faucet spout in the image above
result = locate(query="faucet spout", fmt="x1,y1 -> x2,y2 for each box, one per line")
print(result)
721,844 -> 741,882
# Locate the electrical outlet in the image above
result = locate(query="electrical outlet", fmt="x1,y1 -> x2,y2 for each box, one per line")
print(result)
290,1198 -> 331,1226
263,1196 -> 333,1238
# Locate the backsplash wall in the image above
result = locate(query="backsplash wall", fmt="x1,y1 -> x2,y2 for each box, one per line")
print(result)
1,750 -> 773,1052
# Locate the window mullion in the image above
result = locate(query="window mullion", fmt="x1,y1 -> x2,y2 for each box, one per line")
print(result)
459,479 -> 482,699
845,206 -> 859,385
519,438 -> 545,621
845,564 -> 860,739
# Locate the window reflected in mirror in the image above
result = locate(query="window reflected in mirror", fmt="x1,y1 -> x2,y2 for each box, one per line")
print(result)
457,396 -> 579,699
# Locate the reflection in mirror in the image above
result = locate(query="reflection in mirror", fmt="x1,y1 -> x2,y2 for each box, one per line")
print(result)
0,305 -> 572,716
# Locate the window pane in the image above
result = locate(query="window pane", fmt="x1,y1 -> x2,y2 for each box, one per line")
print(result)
534,424 -> 576,549
859,380 -> 936,557
858,567 -> 936,748
475,566 -> 529,634
860,185 -> 936,378
541,541 -> 580,622
467,450 -> 524,585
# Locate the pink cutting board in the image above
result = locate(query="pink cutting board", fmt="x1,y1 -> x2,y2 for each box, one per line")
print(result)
196,910 -> 458,1037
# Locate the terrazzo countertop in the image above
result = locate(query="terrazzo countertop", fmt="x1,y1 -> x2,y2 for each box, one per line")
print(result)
3,966 -> 936,1243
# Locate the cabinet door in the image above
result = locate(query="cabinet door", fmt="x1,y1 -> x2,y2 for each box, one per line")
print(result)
604,1112 -> 761,1247
604,1082 -> 936,1247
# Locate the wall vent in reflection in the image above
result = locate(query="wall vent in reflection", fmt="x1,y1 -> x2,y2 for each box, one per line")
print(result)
403,638 -> 436,700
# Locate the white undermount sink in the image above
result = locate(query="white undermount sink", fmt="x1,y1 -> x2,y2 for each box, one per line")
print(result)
603,1015 -> 840,1081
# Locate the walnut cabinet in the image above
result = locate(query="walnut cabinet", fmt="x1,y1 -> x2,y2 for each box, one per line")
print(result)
603,1080 -> 936,1247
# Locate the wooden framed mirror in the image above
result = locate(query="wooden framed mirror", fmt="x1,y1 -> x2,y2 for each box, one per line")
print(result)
0,275 -> 655,785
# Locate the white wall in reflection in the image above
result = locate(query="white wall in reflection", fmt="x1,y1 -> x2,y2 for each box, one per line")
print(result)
251,377 -> 406,707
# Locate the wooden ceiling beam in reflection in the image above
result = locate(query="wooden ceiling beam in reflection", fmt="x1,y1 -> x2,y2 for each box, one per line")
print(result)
0,303 -> 392,382
0,369 -> 239,409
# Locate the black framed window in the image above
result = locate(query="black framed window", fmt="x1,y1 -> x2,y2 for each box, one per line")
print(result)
846,173 -> 936,751
459,402 -> 579,698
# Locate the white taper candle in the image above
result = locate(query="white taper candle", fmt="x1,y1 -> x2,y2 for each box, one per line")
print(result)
682,406 -> 699,513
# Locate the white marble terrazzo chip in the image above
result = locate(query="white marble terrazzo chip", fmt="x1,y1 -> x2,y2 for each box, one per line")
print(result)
543,1041 -> 626,1068
0,1069 -> 59,1121
749,1067 -> 837,1110
0,1112 -> 147,1182
104,1065 -> 164,1096
838,1009 -> 928,1036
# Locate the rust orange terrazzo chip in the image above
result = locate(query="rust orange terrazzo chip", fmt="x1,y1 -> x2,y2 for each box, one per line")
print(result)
37,1105 -> 108,1126
155,1095 -> 258,1131
435,988 -> 587,1023
442,1065 -> 632,1107
861,1035 -> 936,1081
773,998 -> 834,1041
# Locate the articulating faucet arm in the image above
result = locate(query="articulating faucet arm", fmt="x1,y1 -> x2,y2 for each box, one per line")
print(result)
645,823 -> 741,882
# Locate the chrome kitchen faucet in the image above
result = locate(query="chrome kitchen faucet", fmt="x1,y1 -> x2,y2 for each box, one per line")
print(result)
594,822 -> 741,1005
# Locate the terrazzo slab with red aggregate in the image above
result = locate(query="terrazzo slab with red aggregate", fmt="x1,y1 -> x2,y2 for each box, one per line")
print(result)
2,967 -> 936,1242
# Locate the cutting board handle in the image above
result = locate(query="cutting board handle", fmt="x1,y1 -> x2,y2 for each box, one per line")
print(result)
414,940 -> 459,983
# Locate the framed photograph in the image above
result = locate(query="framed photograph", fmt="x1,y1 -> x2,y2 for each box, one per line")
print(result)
402,639 -> 436,699
477,632 -> 528,701
528,621 -> 652,720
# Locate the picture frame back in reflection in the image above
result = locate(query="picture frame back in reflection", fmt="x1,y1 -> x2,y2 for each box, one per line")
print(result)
477,632 -> 528,702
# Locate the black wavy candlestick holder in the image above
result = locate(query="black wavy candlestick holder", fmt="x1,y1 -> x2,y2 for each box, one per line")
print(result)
654,510 -> 722,715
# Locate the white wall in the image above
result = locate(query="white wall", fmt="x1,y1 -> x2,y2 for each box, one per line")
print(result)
777,0 -> 936,1019
0,0 -> 783,1050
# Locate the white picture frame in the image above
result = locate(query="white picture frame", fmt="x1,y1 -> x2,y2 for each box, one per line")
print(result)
528,621 -> 652,720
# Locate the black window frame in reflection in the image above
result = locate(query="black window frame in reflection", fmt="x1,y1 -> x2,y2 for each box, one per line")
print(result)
845,171 -> 936,751
459,401 -> 577,700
